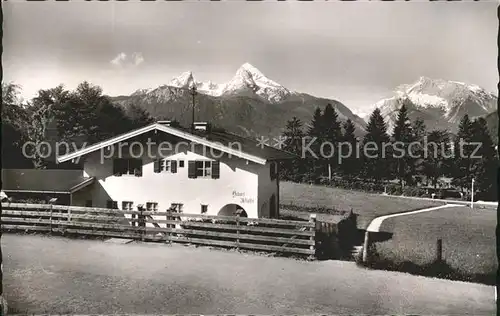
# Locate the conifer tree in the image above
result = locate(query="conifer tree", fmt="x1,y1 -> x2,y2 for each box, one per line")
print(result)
322,103 -> 343,178
305,107 -> 325,181
281,117 -> 306,181
411,117 -> 427,180
340,118 -> 360,179
450,114 -> 474,192
470,118 -> 498,200
391,104 -> 415,186
422,129 -> 450,188
362,108 -> 391,183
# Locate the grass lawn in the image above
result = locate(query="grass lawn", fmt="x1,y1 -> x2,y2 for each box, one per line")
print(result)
280,181 -> 446,228
373,206 -> 497,280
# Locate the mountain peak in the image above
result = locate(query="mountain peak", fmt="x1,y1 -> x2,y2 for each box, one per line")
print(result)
238,62 -> 263,76
169,71 -> 195,88
375,77 -> 497,133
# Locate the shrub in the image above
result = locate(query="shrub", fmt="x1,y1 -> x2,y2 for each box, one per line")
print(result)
402,186 -> 427,197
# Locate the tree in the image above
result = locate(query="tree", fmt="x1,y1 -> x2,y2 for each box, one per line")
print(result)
127,104 -> 154,128
391,104 -> 415,187
470,118 -> 498,200
450,114 -> 474,192
55,81 -> 133,144
422,129 -> 451,188
322,103 -> 343,178
26,85 -> 71,168
362,108 -> 391,183
411,117 -> 427,180
1,83 -> 32,168
305,107 -> 325,181
340,118 -> 360,179
280,117 -> 306,181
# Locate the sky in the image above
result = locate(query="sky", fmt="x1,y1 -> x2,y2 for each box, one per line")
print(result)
3,1 -> 497,117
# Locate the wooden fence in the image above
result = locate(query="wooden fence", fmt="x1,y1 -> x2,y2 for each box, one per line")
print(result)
1,203 -> 317,257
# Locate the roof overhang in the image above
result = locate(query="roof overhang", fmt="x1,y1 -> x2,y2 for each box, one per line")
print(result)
69,177 -> 95,193
2,177 -> 95,195
2,189 -> 71,194
56,123 -> 267,165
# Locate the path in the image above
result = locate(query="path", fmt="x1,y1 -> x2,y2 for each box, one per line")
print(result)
380,194 -> 497,209
3,233 -> 495,315
366,204 -> 464,232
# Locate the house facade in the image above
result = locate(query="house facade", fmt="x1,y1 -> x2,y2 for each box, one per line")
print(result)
57,121 -> 294,224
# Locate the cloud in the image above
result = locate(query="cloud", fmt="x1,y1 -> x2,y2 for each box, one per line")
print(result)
132,52 -> 144,66
110,52 -> 144,68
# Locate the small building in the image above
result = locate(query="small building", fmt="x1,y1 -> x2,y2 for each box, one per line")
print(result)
50,121 -> 294,223
1,169 -> 95,205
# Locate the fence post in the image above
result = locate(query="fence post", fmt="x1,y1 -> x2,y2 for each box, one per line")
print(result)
47,198 -> 58,234
166,209 -> 172,243
436,238 -> 443,262
67,206 -> 72,222
362,230 -> 370,263
236,214 -> 240,251
308,214 -> 317,260
137,205 -> 145,242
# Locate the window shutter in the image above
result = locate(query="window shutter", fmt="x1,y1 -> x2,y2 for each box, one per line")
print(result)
188,161 -> 197,178
171,160 -> 178,173
211,160 -> 220,179
133,159 -> 143,177
113,159 -> 122,176
154,159 -> 161,173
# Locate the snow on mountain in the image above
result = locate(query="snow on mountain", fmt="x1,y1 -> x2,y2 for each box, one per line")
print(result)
168,71 -> 196,89
116,63 -> 367,136
161,63 -> 291,103
131,88 -> 154,96
372,76 -> 497,133
220,63 -> 291,103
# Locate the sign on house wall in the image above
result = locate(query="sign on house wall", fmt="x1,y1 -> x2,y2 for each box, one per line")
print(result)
232,190 -> 255,204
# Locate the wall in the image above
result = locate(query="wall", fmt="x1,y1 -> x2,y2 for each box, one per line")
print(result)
257,161 -> 279,218
78,133 -> 264,226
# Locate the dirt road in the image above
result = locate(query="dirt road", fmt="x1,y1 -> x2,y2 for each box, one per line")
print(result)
2,234 -> 495,314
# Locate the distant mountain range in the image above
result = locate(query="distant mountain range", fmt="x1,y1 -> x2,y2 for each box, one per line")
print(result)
371,76 -> 497,135
111,64 -> 497,141
112,63 -> 367,138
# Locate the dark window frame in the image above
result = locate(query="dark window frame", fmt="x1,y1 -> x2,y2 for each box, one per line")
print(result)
201,204 -> 208,214
195,160 -> 212,178
113,158 -> 143,177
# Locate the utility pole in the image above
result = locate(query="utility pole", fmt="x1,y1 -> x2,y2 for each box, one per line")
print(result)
189,85 -> 197,130
470,178 -> 475,209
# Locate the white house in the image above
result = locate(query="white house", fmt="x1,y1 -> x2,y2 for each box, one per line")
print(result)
55,121 -> 295,224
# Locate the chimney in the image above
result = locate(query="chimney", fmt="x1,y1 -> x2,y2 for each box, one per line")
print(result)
193,122 -> 210,133
157,120 -> 172,127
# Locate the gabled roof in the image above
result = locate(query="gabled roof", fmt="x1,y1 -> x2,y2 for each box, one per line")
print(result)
57,123 -> 296,165
1,169 -> 94,194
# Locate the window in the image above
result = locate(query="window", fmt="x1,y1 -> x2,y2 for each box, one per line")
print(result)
188,160 -> 220,179
85,200 -> 93,207
201,204 -> 208,214
146,202 -> 158,212
195,161 -> 212,177
170,203 -> 183,213
179,160 -> 185,168
106,200 -> 118,209
122,201 -> 133,210
154,159 -> 177,173
113,158 -> 142,177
